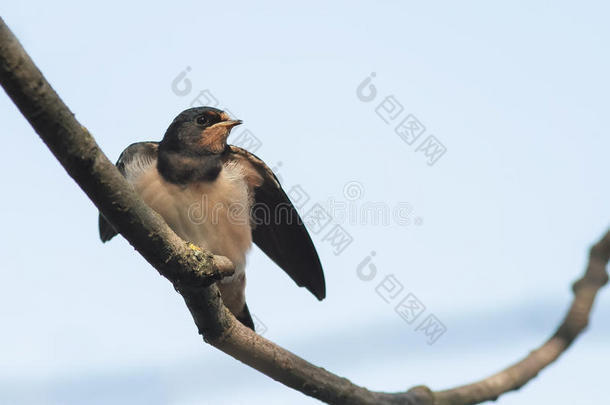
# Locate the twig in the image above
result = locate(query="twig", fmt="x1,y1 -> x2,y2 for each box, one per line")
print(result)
0,17 -> 607,405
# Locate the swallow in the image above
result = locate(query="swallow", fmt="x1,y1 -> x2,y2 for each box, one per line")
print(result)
98,107 -> 325,329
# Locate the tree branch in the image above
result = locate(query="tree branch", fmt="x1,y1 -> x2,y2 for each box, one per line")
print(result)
433,230 -> 610,405
0,16 -> 607,405
0,16 -> 235,335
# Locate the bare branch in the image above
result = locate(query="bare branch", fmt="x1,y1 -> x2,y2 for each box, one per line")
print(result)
0,16 -> 607,405
0,17 -> 234,286
433,230 -> 610,405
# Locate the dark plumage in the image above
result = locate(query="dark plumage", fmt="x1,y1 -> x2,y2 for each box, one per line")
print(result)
98,107 -> 326,329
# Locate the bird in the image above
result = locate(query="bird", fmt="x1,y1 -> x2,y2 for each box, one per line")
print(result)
98,106 -> 325,330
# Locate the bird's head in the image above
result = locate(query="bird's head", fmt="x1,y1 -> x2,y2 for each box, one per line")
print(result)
160,107 -> 242,155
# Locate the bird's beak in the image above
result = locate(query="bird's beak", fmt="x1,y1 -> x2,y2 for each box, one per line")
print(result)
215,119 -> 243,130
200,119 -> 243,152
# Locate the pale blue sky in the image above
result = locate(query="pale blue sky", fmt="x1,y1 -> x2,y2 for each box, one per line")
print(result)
1,1 -> 609,404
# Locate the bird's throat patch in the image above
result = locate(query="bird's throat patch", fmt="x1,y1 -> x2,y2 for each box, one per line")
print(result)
199,126 -> 229,153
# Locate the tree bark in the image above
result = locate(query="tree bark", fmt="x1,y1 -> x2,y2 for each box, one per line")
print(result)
0,16 -> 607,405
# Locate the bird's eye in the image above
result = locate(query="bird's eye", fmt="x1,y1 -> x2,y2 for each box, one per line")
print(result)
196,115 -> 209,126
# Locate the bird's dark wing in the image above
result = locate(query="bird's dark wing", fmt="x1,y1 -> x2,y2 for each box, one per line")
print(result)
228,145 -> 326,300
98,142 -> 159,242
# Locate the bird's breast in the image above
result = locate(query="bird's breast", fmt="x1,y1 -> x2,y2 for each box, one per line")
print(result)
133,161 -> 254,278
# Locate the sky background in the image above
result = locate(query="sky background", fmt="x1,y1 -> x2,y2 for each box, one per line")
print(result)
1,1 -> 609,404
